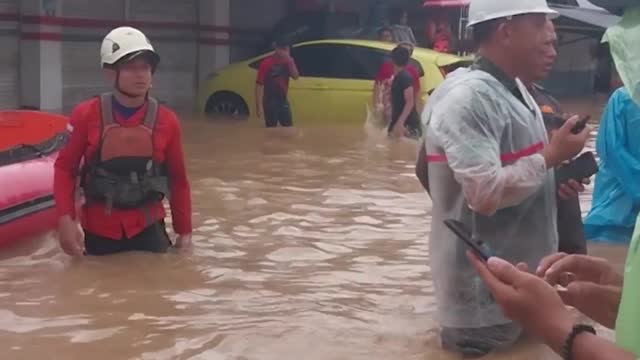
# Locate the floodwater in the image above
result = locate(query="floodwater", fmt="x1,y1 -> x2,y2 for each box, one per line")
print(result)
0,99 -> 629,360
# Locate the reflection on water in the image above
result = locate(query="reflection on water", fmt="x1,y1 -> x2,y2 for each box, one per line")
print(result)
0,104 -> 627,359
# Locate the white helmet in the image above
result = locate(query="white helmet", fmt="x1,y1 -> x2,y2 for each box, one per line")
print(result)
467,0 -> 559,28
100,26 -> 160,68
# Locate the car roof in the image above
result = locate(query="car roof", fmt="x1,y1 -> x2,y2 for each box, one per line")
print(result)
292,39 -> 471,66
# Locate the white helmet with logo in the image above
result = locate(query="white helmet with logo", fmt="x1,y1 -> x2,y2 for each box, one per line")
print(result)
100,26 -> 160,68
467,0 -> 559,27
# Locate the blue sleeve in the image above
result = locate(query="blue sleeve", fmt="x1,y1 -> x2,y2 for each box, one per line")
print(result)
597,88 -> 640,201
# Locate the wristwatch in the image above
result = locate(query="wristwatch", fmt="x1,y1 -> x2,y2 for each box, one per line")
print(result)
562,323 -> 597,360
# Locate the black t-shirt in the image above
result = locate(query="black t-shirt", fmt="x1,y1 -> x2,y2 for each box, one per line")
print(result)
389,69 -> 420,133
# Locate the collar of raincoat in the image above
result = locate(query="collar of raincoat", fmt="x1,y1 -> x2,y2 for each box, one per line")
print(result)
471,56 -> 523,103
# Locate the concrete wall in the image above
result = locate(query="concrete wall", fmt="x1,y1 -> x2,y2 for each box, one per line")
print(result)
229,0 -> 288,62
12,0 -> 278,113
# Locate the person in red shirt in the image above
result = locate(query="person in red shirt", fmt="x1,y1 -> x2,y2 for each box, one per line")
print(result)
54,26 -> 192,256
432,36 -> 450,53
372,41 -> 421,124
255,38 -> 299,128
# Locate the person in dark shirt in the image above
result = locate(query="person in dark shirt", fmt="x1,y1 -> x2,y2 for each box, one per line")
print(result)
388,46 -> 421,138
521,19 -> 587,255
532,85 -> 587,254
255,38 -> 299,128
373,42 -> 421,116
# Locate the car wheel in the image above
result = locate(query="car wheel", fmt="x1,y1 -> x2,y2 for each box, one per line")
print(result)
204,92 -> 249,120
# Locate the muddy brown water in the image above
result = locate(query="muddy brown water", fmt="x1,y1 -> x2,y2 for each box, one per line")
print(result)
0,99 -> 628,359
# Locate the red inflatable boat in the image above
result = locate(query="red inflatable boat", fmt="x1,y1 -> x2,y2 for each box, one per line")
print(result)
0,111 -> 69,248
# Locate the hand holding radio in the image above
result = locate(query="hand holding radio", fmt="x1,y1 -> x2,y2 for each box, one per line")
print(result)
542,115 -> 591,169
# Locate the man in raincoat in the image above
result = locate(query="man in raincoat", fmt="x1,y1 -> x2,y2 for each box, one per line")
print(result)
583,7 -> 640,245
421,0 -> 590,356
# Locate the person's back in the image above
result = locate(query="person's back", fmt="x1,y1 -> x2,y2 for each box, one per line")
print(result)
390,68 -> 420,137
584,87 -> 640,244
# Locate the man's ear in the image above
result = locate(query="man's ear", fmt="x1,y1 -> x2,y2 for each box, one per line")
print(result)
494,21 -> 513,47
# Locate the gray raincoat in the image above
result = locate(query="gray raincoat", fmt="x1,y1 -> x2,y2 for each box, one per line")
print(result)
422,67 -> 558,329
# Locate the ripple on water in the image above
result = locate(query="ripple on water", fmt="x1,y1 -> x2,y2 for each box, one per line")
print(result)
67,327 -> 126,343
195,225 -> 219,232
0,310 -> 90,333
313,242 -> 353,254
353,216 -> 383,225
266,247 -> 336,262
197,249 -> 247,259
249,212 -> 334,224
353,256 -> 384,263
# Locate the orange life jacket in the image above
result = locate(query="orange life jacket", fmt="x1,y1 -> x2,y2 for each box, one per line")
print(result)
81,93 -> 169,213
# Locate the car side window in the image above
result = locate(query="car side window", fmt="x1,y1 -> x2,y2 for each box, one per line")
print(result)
291,44 -> 390,81
343,46 -> 388,80
290,44 -> 339,78
251,45 -> 425,80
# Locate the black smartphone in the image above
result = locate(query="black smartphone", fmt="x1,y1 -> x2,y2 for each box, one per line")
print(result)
443,219 -> 492,262
555,151 -> 599,185
571,115 -> 591,134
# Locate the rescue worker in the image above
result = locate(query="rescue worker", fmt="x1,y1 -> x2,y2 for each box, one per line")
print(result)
54,26 -> 192,256
420,0 -> 590,356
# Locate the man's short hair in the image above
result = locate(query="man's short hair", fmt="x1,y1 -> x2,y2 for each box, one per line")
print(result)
391,46 -> 410,67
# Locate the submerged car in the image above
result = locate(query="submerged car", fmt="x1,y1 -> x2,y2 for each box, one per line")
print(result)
196,39 -> 471,124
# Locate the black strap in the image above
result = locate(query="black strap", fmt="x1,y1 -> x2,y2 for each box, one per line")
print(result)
562,324 -> 596,360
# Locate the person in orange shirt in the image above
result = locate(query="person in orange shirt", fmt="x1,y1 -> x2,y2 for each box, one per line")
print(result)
54,26 -> 192,256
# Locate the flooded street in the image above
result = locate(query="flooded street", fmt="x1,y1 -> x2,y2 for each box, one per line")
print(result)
0,107 -> 628,359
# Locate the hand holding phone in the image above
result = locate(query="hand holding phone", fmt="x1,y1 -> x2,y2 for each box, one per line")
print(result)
555,151 -> 599,185
444,219 -> 493,262
571,115 -> 591,135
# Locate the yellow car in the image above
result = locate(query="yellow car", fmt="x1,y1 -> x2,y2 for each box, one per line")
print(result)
196,39 -> 471,125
